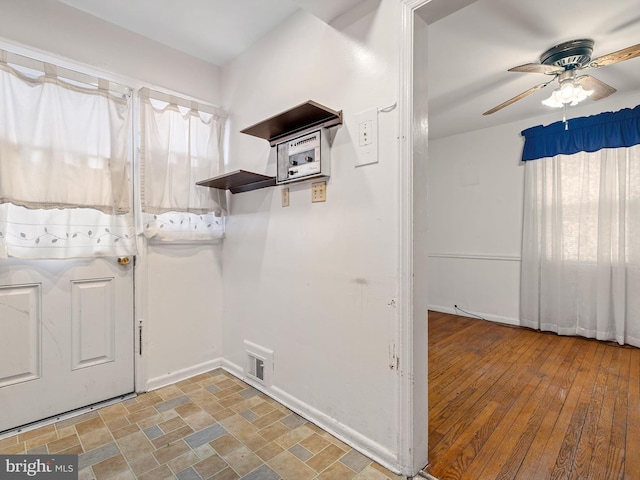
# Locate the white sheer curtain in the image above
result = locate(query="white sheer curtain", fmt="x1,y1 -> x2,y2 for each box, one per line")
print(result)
0,51 -> 136,259
521,145 -> 640,346
139,88 -> 226,243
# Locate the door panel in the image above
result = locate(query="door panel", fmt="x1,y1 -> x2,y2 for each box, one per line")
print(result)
0,284 -> 41,388
71,278 -> 115,370
0,257 -> 134,432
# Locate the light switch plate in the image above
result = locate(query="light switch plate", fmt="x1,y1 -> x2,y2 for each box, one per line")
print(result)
354,107 -> 378,167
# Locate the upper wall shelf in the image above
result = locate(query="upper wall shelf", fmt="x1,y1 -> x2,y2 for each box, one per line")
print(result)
241,100 -> 343,146
196,170 -> 276,194
197,101 -> 342,194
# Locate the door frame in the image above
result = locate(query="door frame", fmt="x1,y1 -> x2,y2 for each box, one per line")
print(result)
397,0 -> 480,476
397,0 -> 429,475
133,242 -> 148,393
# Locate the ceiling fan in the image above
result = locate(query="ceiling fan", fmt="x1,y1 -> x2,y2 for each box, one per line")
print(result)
483,39 -> 640,115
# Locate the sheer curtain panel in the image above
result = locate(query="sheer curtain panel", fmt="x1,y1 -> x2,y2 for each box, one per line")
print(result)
139,88 -> 226,242
520,106 -> 640,346
0,50 -> 136,259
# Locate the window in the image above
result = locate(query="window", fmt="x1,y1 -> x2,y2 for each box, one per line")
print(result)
139,88 -> 227,243
520,106 -> 640,346
0,50 -> 135,259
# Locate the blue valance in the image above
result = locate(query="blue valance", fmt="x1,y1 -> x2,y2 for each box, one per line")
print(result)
521,104 -> 640,161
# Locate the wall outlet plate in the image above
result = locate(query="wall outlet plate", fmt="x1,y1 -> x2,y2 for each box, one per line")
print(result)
312,181 -> 327,202
282,187 -> 290,207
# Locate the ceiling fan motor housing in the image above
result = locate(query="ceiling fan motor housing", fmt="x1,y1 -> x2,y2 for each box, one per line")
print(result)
540,39 -> 594,69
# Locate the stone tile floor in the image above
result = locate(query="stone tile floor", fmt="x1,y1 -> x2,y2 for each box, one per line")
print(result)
0,369 -> 404,480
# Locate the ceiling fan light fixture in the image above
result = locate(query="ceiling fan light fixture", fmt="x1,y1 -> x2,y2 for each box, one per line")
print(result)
541,80 -> 593,108
484,38 -> 639,115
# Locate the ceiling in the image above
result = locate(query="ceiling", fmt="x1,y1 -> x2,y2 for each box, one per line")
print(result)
55,0 -> 365,66
426,0 -> 640,137
54,0 -> 640,139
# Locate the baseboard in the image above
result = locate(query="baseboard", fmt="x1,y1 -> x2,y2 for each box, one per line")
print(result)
221,360 -> 401,474
428,304 -> 521,327
222,358 -> 244,378
268,386 -> 400,472
145,357 -> 224,392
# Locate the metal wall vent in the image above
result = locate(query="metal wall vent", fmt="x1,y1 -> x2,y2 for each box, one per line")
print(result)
244,340 -> 273,387
248,354 -> 265,383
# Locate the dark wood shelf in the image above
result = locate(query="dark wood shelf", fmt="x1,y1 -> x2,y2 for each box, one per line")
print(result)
196,170 -> 276,194
198,101 -> 341,196
240,100 -> 342,146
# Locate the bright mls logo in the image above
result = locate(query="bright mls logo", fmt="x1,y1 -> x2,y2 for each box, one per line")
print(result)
1,455 -> 77,479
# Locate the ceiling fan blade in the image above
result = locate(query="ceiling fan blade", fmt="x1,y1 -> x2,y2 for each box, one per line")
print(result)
508,63 -> 564,74
576,75 -> 617,101
483,79 -> 555,115
588,43 -> 640,68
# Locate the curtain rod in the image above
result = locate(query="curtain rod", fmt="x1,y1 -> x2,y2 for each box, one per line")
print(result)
0,49 -> 132,97
139,87 -> 227,119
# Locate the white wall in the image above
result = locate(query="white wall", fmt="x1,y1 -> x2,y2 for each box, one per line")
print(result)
427,123 -> 525,324
0,0 -> 222,103
426,93 -> 640,324
221,1 -> 403,469
0,0 -> 225,390
145,244 -> 224,388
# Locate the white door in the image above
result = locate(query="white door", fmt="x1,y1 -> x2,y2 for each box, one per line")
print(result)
0,256 -> 134,432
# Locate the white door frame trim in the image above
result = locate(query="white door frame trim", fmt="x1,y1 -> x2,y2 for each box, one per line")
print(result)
398,0 -> 431,476
133,240 -> 149,393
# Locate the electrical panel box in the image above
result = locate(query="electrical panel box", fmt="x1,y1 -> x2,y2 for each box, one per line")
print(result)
276,129 -> 330,185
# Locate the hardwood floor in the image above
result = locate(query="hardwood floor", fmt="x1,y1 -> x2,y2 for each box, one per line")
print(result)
426,311 -> 640,480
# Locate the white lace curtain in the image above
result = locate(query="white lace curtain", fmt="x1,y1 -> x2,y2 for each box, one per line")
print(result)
139,88 -> 226,243
0,51 -> 136,259
520,108 -> 640,347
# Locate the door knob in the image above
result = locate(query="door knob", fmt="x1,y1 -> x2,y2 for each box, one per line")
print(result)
117,257 -> 131,266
